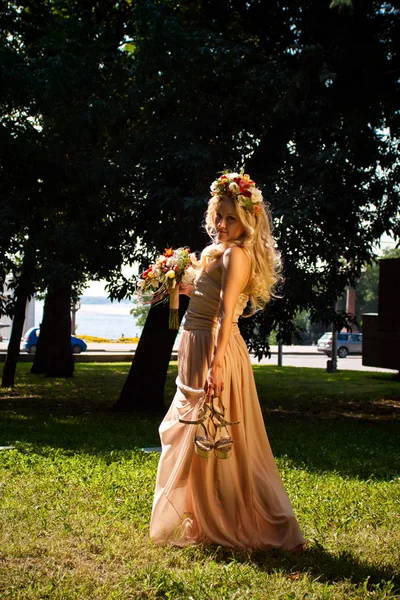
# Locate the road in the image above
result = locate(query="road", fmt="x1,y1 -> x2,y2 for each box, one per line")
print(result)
253,352 -> 398,373
0,340 -> 397,373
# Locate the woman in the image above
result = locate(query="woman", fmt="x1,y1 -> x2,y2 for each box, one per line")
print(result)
150,172 -> 305,552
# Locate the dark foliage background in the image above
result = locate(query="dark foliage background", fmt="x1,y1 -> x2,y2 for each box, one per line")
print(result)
1,0 -> 399,389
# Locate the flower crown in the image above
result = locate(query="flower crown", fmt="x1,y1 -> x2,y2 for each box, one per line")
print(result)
210,172 -> 263,215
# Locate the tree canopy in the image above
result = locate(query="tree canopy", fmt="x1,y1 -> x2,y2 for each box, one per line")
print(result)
1,0 -> 140,383
113,0 -> 400,352
1,0 -> 399,364
1,0 -> 140,295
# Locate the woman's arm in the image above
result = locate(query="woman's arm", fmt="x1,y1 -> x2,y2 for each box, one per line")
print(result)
205,246 -> 250,397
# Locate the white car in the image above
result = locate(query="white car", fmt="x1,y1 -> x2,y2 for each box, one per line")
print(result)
317,332 -> 363,358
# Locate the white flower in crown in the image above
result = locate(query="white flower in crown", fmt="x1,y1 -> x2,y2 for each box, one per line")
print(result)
250,187 -> 263,203
229,182 -> 240,194
210,180 -> 219,193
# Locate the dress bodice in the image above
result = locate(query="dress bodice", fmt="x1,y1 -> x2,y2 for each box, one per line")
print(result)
183,269 -> 248,331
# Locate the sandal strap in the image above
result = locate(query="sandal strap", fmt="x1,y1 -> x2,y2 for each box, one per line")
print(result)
210,396 -> 240,426
196,436 -> 214,451
212,412 -> 240,427
179,403 -> 211,425
214,437 -> 232,448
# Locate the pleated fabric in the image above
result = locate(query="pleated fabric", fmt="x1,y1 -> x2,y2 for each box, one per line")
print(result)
150,270 -> 305,551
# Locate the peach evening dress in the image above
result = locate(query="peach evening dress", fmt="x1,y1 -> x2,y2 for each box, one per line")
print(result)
150,268 -> 305,550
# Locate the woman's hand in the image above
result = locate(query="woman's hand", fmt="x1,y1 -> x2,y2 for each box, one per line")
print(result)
204,360 -> 224,398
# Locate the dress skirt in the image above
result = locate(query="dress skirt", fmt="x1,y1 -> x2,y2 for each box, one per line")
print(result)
150,322 -> 305,551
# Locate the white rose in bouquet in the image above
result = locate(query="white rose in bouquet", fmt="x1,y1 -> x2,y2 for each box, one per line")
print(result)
182,266 -> 196,285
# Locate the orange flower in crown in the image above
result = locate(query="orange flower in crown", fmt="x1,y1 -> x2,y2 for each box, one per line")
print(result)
163,248 -> 174,257
210,170 -> 263,214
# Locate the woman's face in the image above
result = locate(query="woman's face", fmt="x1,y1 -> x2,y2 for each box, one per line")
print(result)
214,197 -> 245,243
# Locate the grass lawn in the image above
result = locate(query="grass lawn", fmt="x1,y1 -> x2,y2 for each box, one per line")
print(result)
0,362 -> 399,599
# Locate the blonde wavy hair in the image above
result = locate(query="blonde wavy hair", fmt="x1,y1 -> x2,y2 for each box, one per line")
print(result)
201,194 -> 283,316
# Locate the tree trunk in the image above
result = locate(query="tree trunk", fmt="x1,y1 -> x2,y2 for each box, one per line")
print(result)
46,280 -> 74,377
1,255 -> 35,388
31,285 -> 56,374
113,295 -> 190,414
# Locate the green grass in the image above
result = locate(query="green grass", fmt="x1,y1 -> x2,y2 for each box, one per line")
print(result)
0,363 -> 399,599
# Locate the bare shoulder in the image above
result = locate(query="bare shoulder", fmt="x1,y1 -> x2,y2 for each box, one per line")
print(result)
222,245 -> 251,271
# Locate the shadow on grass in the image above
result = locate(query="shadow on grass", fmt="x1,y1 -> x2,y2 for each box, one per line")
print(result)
254,367 -> 400,424
0,408 -> 163,455
0,405 -> 399,481
265,418 -> 400,481
196,543 -> 400,591
1,364 -> 399,479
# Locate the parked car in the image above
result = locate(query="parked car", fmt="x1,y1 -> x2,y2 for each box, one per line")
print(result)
23,327 -> 87,354
317,332 -> 362,358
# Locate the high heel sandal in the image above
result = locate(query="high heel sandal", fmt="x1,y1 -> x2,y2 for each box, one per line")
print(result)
179,397 -> 240,459
211,397 -> 240,460
179,402 -> 214,458
214,423 -> 233,459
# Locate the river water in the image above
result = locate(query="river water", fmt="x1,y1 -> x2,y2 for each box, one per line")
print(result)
35,299 -> 142,340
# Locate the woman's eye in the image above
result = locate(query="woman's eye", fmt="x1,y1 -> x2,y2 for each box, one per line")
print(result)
227,216 -> 236,222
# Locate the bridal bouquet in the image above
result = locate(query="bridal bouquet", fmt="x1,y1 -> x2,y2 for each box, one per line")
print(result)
136,247 -> 197,329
